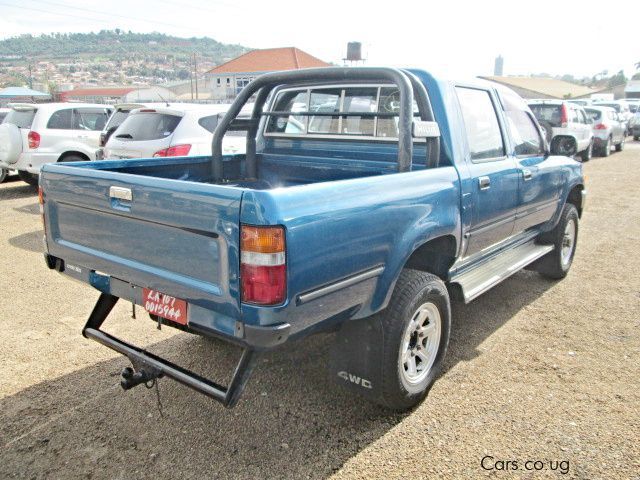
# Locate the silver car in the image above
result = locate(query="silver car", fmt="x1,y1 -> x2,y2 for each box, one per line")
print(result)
593,101 -> 632,135
584,106 -> 626,156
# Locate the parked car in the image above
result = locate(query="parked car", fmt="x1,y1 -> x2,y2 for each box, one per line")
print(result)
528,100 -> 594,161
584,106 -> 626,156
627,100 -> 640,114
96,102 -> 167,159
0,108 -> 9,182
40,67 -> 585,411
103,103 -> 247,160
629,110 -> 640,140
593,101 -> 632,134
0,103 -> 112,186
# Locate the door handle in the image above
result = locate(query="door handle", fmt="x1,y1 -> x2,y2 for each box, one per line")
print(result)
478,176 -> 491,190
522,169 -> 533,181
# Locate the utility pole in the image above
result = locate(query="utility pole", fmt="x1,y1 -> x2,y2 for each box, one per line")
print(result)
193,53 -> 199,100
28,63 -> 33,89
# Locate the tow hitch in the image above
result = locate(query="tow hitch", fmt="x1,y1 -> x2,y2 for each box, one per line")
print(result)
82,293 -> 259,408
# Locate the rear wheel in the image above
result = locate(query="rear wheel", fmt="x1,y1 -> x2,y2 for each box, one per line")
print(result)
600,136 -> 611,157
17,171 -> 38,187
615,135 -> 625,152
580,141 -> 593,162
377,269 -> 451,411
0,168 -> 7,183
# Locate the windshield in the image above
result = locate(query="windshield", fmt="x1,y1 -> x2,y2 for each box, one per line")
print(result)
4,109 -> 36,128
113,112 -> 181,141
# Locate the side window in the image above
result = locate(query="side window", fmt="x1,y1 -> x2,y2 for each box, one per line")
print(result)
456,87 -> 505,161
505,110 -> 545,156
46,109 -> 74,129
198,115 -> 218,133
569,106 -> 580,124
74,108 -> 109,131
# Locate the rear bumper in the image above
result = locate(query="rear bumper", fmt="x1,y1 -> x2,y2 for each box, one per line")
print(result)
14,151 -> 59,173
45,253 -> 291,350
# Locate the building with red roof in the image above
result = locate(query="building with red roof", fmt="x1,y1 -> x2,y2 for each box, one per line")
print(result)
207,47 -> 330,101
58,86 -> 176,104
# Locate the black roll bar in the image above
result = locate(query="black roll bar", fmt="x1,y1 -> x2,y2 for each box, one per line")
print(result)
212,67 -> 441,181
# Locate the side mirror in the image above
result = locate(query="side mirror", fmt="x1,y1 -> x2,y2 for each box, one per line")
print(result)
550,137 -> 577,157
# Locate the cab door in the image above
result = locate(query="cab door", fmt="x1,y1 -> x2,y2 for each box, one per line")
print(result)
498,90 -> 563,233
456,86 -> 519,257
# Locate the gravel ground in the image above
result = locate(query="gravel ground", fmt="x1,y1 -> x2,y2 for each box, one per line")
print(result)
0,145 -> 638,479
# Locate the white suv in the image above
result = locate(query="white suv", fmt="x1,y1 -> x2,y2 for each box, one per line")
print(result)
0,103 -> 113,185
104,104 -> 248,160
528,100 -> 594,161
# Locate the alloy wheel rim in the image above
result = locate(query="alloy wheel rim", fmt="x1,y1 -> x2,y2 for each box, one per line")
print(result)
561,218 -> 576,267
399,302 -> 441,385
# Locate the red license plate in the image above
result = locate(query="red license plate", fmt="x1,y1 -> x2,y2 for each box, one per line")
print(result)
142,288 -> 188,325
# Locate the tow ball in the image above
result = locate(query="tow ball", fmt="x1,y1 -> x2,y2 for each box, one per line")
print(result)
120,363 -> 162,391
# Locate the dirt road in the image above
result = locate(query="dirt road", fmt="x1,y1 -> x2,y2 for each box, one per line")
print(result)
1,145 -> 638,479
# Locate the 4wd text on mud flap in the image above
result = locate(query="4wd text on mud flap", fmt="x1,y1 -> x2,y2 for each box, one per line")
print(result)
338,371 -> 372,389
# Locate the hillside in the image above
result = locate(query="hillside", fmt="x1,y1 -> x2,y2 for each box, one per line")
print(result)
0,30 -> 250,88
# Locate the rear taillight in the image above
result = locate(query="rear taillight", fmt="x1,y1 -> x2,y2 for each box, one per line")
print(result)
28,131 -> 40,149
560,104 -> 569,128
594,123 -> 608,130
38,186 -> 47,241
153,144 -> 191,157
240,225 -> 286,305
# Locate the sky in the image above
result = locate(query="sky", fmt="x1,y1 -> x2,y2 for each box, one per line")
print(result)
0,0 -> 638,79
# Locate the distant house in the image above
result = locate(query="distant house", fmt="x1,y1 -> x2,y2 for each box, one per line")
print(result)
480,76 -> 596,99
58,86 -> 176,104
207,47 -> 330,101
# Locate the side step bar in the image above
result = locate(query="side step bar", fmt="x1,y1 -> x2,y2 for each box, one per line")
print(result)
82,294 -> 258,408
451,241 -> 554,303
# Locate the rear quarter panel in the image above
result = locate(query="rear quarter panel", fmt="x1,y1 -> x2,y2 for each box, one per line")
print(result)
240,166 -> 461,335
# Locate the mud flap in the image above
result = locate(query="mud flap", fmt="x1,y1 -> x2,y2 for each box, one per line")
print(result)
329,315 -> 386,404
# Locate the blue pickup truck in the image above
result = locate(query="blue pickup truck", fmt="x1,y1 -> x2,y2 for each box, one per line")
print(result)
39,67 -> 585,410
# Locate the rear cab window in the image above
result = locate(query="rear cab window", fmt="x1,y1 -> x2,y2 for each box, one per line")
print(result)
114,112 -> 182,141
5,109 -> 37,128
264,84 -> 419,139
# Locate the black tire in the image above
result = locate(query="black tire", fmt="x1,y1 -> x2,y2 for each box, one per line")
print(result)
17,170 -> 39,187
634,135 -> 639,141
600,136 -> 611,157
580,141 -> 593,162
377,269 -> 451,411
615,135 -> 625,152
533,204 -> 579,280
0,168 -> 7,183
59,154 -> 87,163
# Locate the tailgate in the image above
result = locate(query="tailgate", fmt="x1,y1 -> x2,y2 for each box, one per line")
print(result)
41,166 -> 242,320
